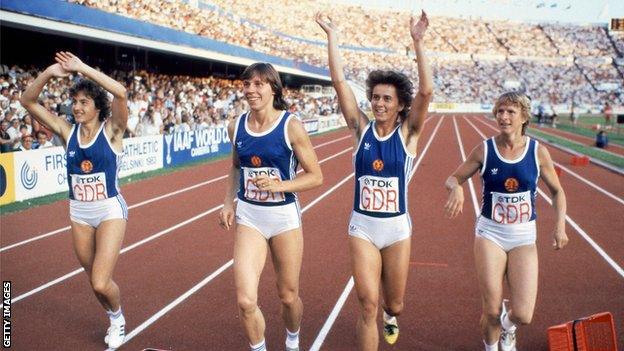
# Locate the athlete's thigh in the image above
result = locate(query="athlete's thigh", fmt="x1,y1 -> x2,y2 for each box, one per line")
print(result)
474,236 -> 508,310
234,224 -> 269,297
71,221 -> 97,270
506,244 -> 538,314
349,236 -> 382,302
92,219 -> 127,280
269,228 -> 303,290
380,238 -> 411,304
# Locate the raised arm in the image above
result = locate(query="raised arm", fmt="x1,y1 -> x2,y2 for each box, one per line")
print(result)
20,64 -> 73,143
316,12 -> 368,139
537,144 -> 569,250
444,143 -> 483,218
55,52 -> 128,137
403,11 -> 433,141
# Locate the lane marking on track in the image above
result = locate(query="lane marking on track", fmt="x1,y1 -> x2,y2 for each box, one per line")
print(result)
309,116 -> 444,351
464,116 -> 624,205
1,134 -> 352,253
13,146 -> 354,303
452,118 -> 480,216
309,277 -> 354,351
108,171 -> 357,350
462,116 -> 624,279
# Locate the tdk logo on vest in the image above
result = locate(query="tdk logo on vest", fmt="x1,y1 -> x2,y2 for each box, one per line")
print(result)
496,194 -> 526,203
247,169 -> 278,178
363,178 -> 394,187
74,175 -> 103,184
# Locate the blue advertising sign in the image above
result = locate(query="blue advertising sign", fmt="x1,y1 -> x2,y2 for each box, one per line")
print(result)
163,126 -> 232,167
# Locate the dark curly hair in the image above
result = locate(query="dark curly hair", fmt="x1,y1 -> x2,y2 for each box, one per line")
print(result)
241,63 -> 288,110
69,79 -> 110,121
366,70 -> 414,120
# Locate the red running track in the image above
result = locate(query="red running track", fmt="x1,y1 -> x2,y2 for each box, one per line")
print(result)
1,115 -> 622,350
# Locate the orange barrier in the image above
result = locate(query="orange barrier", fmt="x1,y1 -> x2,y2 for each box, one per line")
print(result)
554,165 -> 563,177
548,312 -> 618,351
571,156 -> 590,166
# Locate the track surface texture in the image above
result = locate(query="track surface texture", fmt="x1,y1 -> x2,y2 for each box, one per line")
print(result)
1,114 -> 622,350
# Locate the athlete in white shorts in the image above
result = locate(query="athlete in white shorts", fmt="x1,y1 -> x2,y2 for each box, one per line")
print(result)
445,92 -> 568,351
218,63 -> 323,351
70,194 -> 128,228
318,11 -> 434,350
236,201 -> 301,240
21,51 -> 129,349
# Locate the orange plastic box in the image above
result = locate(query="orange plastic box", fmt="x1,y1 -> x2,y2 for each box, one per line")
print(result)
548,312 -> 618,351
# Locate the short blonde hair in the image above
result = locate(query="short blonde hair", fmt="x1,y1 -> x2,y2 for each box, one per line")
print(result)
493,92 -> 531,135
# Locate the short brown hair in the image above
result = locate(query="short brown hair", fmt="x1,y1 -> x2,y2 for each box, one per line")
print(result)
241,63 -> 288,110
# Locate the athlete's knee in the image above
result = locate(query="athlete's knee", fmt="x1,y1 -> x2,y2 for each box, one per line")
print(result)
90,277 -> 111,295
385,300 -> 404,317
357,296 -> 378,321
481,309 -> 502,326
236,293 -> 258,315
510,309 -> 533,326
277,286 -> 299,308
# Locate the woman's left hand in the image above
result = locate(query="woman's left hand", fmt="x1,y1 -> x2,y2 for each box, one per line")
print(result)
55,51 -> 86,73
253,175 -> 283,193
410,10 -> 429,42
552,227 -> 569,250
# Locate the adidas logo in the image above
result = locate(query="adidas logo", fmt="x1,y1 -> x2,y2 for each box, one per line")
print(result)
491,168 -> 498,175
364,142 -> 371,151
236,141 -> 242,148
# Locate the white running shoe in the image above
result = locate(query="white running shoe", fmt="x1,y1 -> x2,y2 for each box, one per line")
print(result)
500,299 -> 516,351
500,329 -> 516,351
104,323 -> 125,349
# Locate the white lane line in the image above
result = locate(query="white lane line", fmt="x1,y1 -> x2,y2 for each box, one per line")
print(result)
465,116 -> 624,205
452,117 -> 480,217
13,146 -> 354,303
463,116 -> 624,279
309,277 -> 354,351
109,172 -> 357,350
1,134 -> 352,253
309,116 -> 444,350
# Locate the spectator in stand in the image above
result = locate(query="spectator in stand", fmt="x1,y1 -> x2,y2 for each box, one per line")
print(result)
0,119 -> 14,153
34,130 -> 55,148
17,134 -> 34,151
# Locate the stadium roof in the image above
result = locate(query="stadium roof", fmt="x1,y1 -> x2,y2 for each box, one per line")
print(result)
332,0 -> 624,24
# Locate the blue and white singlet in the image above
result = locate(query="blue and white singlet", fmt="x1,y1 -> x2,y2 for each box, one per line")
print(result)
480,137 -> 540,224
66,123 -> 123,201
234,111 -> 299,206
353,121 -> 416,218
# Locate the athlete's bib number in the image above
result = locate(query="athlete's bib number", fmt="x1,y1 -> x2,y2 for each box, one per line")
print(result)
490,190 -> 532,224
358,175 -> 399,213
243,167 -> 285,203
71,172 -> 108,201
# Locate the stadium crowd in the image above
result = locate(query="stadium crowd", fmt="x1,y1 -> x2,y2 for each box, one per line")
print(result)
2,0 -> 622,152
67,0 -> 623,106
0,65 -> 339,152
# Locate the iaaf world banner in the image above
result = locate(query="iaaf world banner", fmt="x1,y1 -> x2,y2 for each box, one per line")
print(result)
163,126 -> 231,168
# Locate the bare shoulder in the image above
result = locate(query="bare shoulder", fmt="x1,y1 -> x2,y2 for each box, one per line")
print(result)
287,115 -> 307,140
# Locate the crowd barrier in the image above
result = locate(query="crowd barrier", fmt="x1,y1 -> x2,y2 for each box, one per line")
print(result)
0,116 -> 345,205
